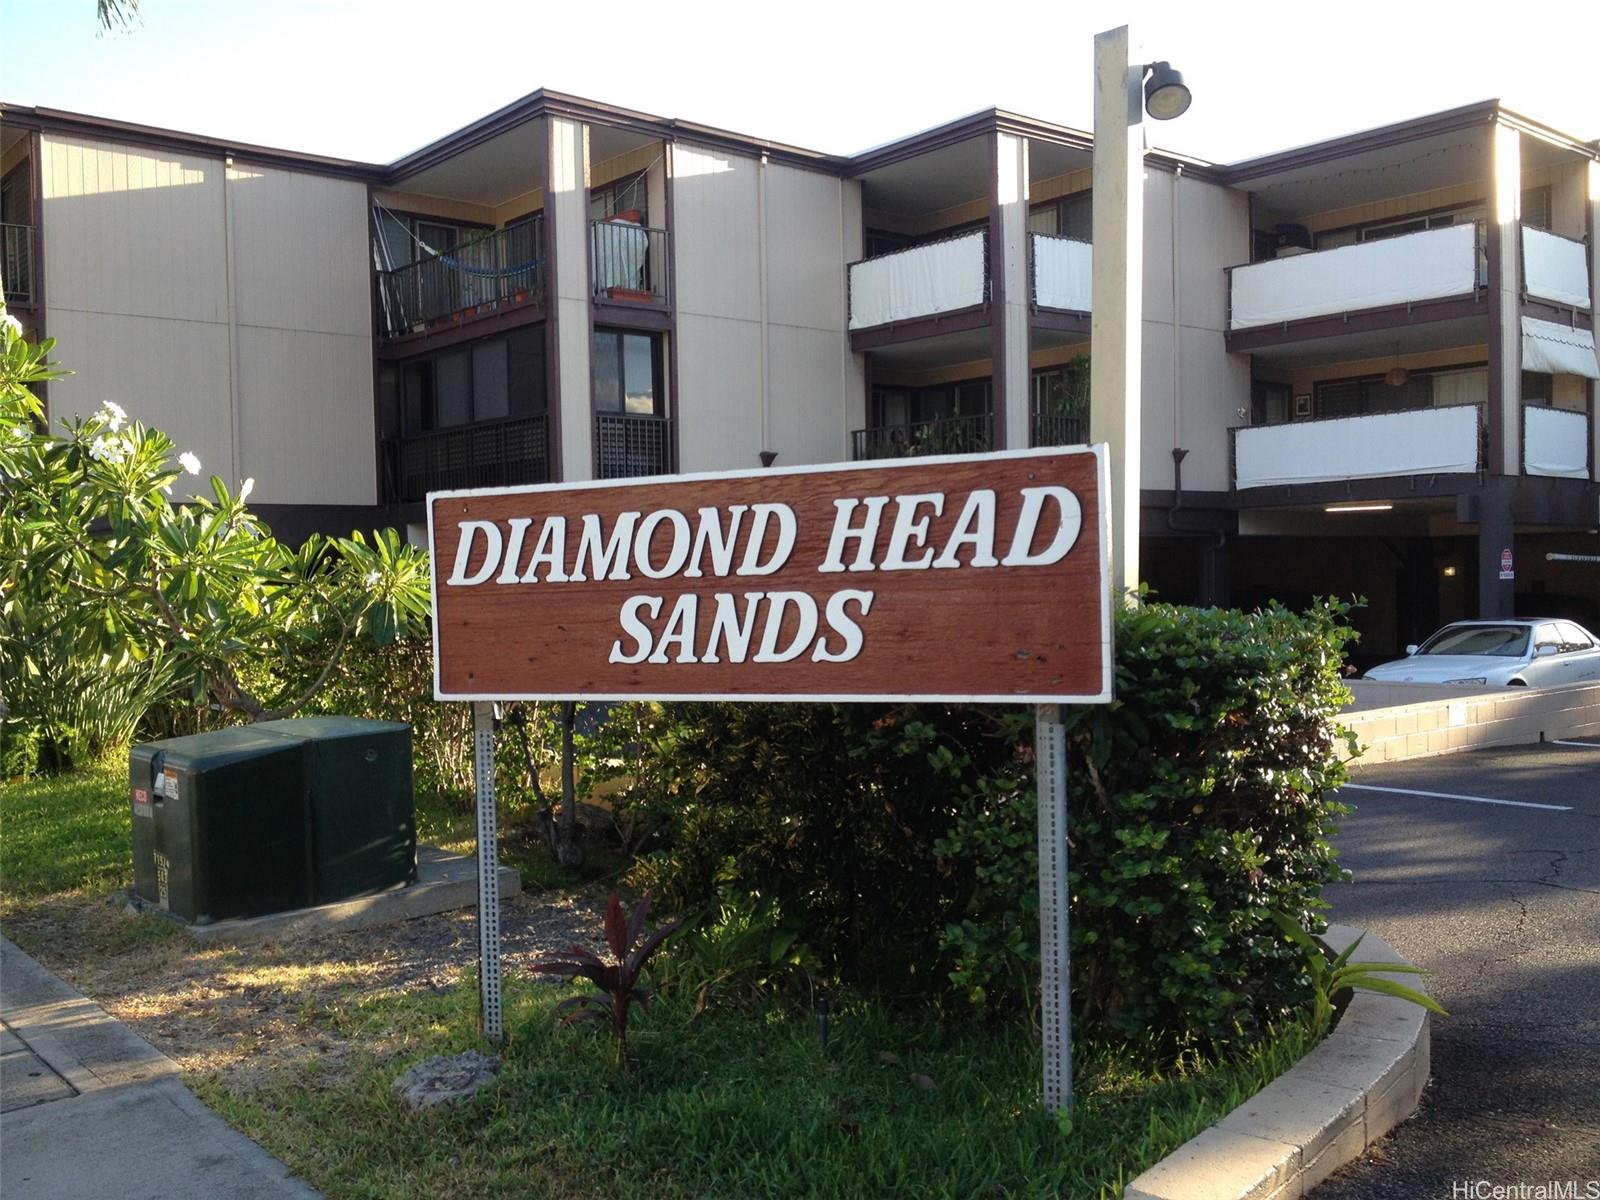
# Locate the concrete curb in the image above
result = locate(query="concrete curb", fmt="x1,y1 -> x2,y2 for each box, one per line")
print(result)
1123,924 -> 1431,1200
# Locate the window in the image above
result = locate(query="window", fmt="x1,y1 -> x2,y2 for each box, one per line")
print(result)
1555,622 -> 1595,652
870,379 -> 991,428
398,329 -> 544,435
1029,191 -> 1092,241
1316,205 -> 1484,250
593,330 -> 665,416
1302,365 -> 1487,423
591,172 -> 649,224
1521,371 -> 1553,408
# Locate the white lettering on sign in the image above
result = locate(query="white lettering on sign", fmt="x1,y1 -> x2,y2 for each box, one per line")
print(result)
449,485 -> 1084,676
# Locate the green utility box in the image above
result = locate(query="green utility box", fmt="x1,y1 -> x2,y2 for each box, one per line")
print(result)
129,727 -> 312,923
129,717 -> 416,925
251,717 -> 416,904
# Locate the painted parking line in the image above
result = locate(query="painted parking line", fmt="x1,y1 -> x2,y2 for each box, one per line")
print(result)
1341,783 -> 1573,813
1549,739 -> 1600,750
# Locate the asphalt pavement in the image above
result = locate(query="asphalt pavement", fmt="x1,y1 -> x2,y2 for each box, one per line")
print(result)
1313,738 -> 1600,1197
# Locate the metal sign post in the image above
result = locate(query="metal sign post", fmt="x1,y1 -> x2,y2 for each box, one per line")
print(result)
1034,702 -> 1073,1112
472,701 -> 504,1044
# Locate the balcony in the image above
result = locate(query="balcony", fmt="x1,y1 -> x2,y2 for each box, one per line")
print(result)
1522,226 -> 1591,311
1227,225 -> 1484,346
1030,234 -> 1092,313
376,220 -> 544,340
848,231 -> 989,334
1233,405 -> 1484,490
384,415 -> 549,504
1524,406 -> 1591,479
850,413 -> 992,461
2,222 -> 34,307
595,412 -> 672,478
591,220 -> 670,307
1030,408 -> 1086,449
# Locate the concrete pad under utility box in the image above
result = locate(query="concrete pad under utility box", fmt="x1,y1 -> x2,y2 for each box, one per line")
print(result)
182,846 -> 520,944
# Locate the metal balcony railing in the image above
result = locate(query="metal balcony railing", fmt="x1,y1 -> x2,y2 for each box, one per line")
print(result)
1029,233 -> 1092,312
375,219 -> 544,338
590,220 -> 670,306
595,412 -> 672,478
383,415 -> 549,503
2,223 -> 35,307
850,413 -> 992,461
1030,409 -> 1086,448
847,229 -> 989,331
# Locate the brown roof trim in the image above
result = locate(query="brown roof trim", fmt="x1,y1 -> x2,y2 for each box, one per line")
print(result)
0,103 -> 387,182
1222,100 -> 1600,185
388,89 -> 849,182
846,107 -> 1223,181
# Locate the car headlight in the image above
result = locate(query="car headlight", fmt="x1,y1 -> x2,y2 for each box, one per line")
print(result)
1444,676 -> 1487,685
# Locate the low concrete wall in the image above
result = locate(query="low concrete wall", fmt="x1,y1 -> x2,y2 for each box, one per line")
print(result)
1343,679 -> 1600,767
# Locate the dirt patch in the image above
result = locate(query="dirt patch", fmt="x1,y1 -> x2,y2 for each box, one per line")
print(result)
1,885 -> 606,1094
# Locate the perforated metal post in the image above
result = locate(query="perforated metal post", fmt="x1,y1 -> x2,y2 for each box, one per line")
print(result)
472,701 -> 504,1043
1035,703 -> 1073,1112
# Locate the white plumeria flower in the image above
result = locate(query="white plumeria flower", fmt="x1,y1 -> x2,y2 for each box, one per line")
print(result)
100,400 -> 128,432
178,451 -> 202,475
90,434 -> 129,465
238,477 -> 255,501
364,569 -> 383,588
1,312 -> 22,340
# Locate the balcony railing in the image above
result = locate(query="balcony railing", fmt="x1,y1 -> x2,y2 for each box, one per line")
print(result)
1232,404 -> 1484,490
1522,226 -> 1591,311
595,412 -> 672,479
591,220 -> 670,306
2,222 -> 35,307
1030,408 -> 1086,448
383,415 -> 549,503
850,413 -> 992,461
848,230 -> 989,332
376,219 -> 544,339
1524,406 -> 1591,479
1228,224 -> 1483,332
1030,234 -> 1092,312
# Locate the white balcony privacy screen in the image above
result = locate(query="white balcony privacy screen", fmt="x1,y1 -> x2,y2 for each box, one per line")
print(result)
1229,225 -> 1478,330
1521,316 -> 1600,379
1234,405 -> 1480,489
592,220 -> 649,292
1521,227 -> 1591,310
1033,235 -> 1093,312
1523,406 -> 1591,479
849,232 -> 986,331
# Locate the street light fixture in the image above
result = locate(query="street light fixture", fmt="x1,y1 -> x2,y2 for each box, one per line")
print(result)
1142,62 -> 1191,120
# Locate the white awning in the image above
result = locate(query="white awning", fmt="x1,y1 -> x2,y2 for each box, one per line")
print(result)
1522,317 -> 1600,380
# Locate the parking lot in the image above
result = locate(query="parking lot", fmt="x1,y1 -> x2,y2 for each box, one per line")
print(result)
1313,738 -> 1600,1197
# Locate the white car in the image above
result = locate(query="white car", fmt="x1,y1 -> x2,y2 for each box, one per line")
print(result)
1364,619 -> 1600,688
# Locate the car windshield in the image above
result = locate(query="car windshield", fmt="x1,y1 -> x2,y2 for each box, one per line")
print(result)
1417,626 -> 1530,657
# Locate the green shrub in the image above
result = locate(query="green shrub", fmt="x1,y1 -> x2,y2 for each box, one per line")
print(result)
617,599 -> 1357,1054
618,702 -> 1026,986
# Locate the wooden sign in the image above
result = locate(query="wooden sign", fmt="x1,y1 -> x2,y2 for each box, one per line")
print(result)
427,446 -> 1110,703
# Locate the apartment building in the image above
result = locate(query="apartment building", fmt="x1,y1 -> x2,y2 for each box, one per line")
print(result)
2,92 -> 1596,660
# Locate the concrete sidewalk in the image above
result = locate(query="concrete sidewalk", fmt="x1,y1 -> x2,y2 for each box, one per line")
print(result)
0,936 -> 321,1200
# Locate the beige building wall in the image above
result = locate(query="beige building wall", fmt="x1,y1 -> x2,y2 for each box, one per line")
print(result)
40,134 -> 375,506
1140,169 -> 1250,494
672,143 -> 853,472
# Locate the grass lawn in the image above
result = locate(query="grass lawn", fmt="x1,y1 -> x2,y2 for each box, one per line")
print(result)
2,765 -> 1320,1200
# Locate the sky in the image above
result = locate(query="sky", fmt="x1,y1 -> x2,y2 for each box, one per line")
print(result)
2,0 -> 1597,166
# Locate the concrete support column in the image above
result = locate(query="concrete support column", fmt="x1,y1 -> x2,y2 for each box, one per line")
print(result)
840,177 -> 867,461
991,132 -> 1031,450
548,117 -> 593,482
1487,123 -> 1522,477
1089,25 -> 1145,597
1474,479 -> 1517,619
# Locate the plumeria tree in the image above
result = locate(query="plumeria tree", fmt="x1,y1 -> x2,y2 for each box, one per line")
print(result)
0,310 -> 431,770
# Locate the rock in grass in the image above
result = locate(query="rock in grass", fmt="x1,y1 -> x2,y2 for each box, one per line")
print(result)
393,1051 -> 500,1111
909,1073 -> 937,1091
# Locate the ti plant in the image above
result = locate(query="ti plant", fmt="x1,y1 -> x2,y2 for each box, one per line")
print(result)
531,891 -> 679,1063
1270,911 -> 1447,1038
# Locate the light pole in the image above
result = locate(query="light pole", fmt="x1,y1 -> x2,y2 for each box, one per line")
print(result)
1089,27 -> 1190,600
